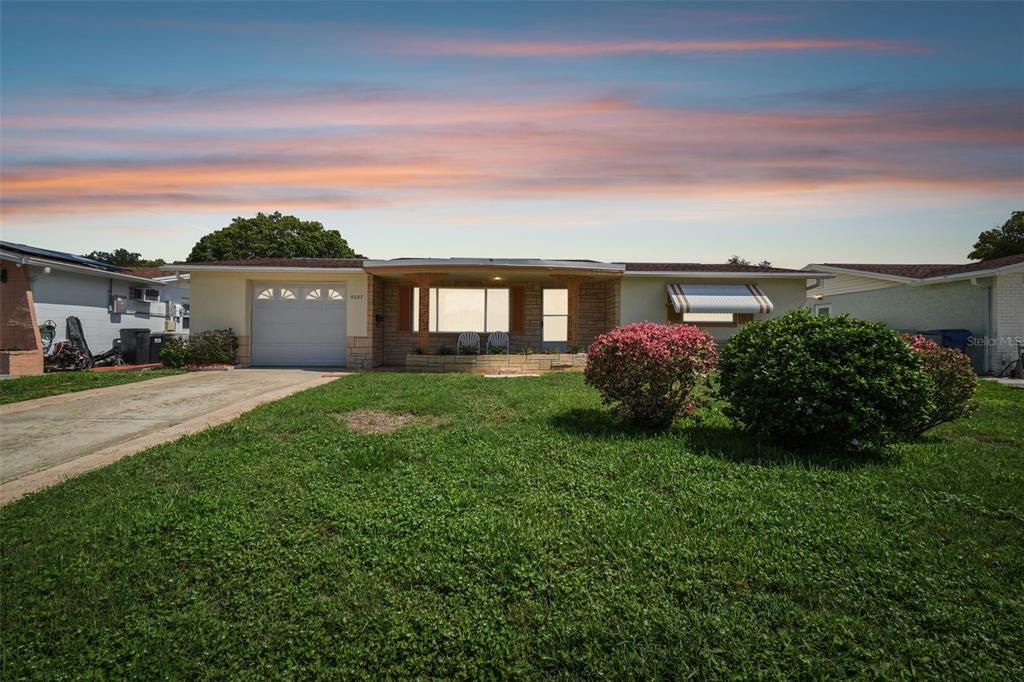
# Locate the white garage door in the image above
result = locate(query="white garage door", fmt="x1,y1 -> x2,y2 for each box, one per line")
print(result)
251,283 -> 347,366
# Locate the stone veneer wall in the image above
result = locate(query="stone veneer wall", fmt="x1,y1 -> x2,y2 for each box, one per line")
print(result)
380,278 -> 619,365
406,352 -> 587,374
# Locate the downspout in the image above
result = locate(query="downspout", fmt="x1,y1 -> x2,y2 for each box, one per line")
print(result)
971,277 -> 992,374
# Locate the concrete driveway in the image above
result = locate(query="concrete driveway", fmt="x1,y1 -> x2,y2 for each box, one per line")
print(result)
0,369 -> 343,504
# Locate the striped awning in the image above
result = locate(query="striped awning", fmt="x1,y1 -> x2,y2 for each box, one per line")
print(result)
666,283 -> 773,314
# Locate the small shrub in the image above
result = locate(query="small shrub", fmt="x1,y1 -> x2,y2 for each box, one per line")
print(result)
519,346 -> 535,355
903,334 -> 978,432
187,329 -> 237,365
719,310 -> 932,451
458,344 -> 479,355
436,346 -> 454,356
488,345 -> 507,355
585,322 -> 718,429
159,329 -> 237,368
542,347 -> 560,355
158,338 -> 190,369
567,344 -> 581,354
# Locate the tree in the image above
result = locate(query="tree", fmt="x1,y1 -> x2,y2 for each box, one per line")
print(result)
727,256 -> 773,267
968,211 -> 1024,260
84,249 -> 166,267
187,212 -> 359,262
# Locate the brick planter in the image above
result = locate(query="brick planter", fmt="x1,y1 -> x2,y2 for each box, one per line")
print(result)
405,352 -> 587,375
0,349 -> 44,376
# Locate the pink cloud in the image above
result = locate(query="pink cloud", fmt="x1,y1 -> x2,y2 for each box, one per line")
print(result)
399,37 -> 926,57
1,88 -> 1020,219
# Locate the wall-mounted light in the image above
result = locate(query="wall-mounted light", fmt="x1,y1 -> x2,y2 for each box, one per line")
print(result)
492,276 -> 503,281
43,266 -> 52,274
812,294 -> 824,300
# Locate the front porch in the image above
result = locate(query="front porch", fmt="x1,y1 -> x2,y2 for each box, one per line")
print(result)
364,259 -> 621,368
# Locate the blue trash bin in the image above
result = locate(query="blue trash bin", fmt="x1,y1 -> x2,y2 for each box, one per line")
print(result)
922,329 -> 972,353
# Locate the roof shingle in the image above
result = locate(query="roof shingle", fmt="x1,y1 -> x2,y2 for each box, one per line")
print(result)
821,254 -> 1024,279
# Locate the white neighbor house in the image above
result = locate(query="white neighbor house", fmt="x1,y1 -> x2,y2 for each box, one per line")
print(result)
804,254 -> 1024,375
0,241 -> 190,356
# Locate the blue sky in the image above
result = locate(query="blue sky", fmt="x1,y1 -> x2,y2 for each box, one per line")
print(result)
1,1 -> 1021,265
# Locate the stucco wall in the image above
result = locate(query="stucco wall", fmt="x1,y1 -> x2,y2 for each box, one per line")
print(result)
30,267 -> 190,354
619,276 -> 809,341
189,270 -> 369,366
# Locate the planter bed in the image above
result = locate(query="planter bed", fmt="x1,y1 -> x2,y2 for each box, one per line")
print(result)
405,352 -> 587,374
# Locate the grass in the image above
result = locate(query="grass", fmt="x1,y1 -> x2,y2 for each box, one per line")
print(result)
1,373 -> 1021,678
0,368 -> 185,405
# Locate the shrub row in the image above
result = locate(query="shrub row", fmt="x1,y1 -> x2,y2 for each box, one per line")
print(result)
585,311 -> 977,451
160,329 -> 238,368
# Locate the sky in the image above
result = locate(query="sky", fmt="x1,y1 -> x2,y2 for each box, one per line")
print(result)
1,1 -> 1021,267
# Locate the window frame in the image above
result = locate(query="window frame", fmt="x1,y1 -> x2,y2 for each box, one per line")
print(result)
813,303 -> 832,317
129,287 -> 161,302
666,305 -> 753,327
412,286 -> 510,333
542,288 -> 569,346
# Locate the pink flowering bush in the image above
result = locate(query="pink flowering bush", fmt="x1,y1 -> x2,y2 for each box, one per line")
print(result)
585,322 -> 718,429
902,334 -> 978,433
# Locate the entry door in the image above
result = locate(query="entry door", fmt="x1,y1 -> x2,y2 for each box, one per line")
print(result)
251,283 -> 347,366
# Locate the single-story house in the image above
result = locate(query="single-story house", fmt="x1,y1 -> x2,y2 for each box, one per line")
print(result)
168,257 -> 830,371
804,254 -> 1024,375
0,241 -> 190,375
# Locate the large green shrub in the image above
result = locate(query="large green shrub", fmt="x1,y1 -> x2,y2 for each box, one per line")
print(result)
903,334 -> 978,433
719,310 -> 933,451
159,329 -> 237,368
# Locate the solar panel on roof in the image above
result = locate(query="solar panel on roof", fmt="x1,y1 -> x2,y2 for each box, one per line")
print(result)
0,241 -> 125,272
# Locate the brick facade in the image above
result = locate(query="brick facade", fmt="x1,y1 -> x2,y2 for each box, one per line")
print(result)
378,277 -> 619,365
992,273 -> 1024,374
1,259 -> 44,375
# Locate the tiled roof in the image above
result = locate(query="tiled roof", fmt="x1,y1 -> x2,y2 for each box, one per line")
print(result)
169,258 -> 365,268
125,267 -> 171,278
622,262 -> 809,274
821,253 -> 1024,279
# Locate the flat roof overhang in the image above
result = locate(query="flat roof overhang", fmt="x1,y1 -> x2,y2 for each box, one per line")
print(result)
363,258 -> 624,281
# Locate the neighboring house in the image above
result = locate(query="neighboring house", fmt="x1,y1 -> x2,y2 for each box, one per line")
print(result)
169,257 -> 829,369
804,254 -> 1024,375
0,242 -> 190,375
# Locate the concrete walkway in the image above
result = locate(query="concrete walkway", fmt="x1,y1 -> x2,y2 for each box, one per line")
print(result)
0,369 -> 344,504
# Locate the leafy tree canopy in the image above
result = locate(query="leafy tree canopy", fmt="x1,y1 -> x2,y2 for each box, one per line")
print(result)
187,212 -> 360,262
968,211 -> 1024,261
84,249 -> 166,267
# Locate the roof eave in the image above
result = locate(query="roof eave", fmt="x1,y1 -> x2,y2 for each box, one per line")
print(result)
2,250 -> 168,285
161,264 -> 364,274
624,270 -> 833,279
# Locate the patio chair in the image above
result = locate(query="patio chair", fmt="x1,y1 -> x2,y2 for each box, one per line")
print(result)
457,331 -> 480,355
487,331 -> 510,354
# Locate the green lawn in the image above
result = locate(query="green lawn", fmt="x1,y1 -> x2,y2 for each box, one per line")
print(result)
0,368 -> 184,405
1,374 -> 1021,678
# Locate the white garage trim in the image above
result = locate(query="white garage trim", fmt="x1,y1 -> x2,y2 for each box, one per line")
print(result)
250,282 -> 347,367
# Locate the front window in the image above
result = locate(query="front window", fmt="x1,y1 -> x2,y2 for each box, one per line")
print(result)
814,304 -> 832,316
682,312 -> 734,323
129,287 -> 160,302
413,287 -> 509,332
542,289 -> 568,344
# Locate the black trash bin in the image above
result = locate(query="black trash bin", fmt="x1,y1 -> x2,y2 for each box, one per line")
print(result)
119,328 -> 151,364
149,334 -> 165,364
